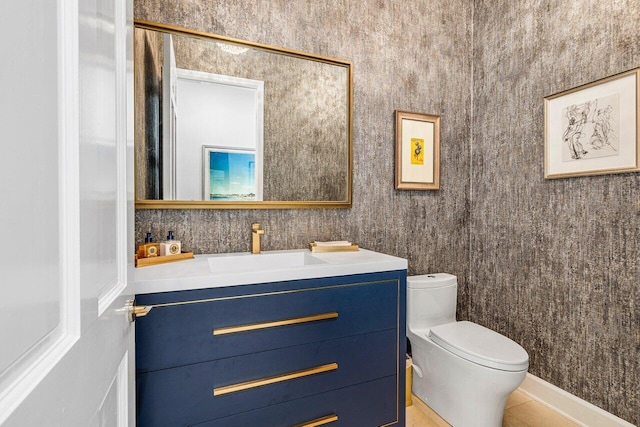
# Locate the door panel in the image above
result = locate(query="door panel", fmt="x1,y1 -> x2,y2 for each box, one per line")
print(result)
79,0 -> 119,313
0,0 -> 65,386
0,0 -> 134,425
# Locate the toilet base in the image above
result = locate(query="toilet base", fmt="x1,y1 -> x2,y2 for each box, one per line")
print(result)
409,329 -> 527,427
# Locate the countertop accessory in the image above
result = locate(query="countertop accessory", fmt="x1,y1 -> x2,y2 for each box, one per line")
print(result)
309,241 -> 359,252
135,251 -> 194,268
160,230 -> 181,256
138,232 -> 160,258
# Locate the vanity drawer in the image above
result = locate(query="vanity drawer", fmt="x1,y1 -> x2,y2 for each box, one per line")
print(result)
136,329 -> 397,427
194,375 -> 399,427
136,279 -> 399,373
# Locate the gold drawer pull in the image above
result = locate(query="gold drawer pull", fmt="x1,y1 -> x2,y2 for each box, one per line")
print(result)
213,363 -> 338,396
213,312 -> 338,336
295,414 -> 338,427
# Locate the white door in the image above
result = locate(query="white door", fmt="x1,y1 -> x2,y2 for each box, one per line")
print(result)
0,0 -> 135,425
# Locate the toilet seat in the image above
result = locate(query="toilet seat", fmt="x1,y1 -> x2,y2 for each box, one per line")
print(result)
428,321 -> 529,372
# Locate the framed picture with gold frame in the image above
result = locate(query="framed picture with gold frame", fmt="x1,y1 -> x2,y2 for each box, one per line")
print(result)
544,68 -> 640,179
395,110 -> 440,190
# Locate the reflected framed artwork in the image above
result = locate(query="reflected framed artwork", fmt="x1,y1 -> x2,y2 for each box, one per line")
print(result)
202,146 -> 262,201
395,110 -> 440,190
544,68 -> 640,179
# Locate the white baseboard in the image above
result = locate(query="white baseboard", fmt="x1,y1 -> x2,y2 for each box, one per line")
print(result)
519,373 -> 636,427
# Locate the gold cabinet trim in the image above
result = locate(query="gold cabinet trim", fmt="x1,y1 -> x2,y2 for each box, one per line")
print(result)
294,414 -> 338,427
135,279 -> 398,312
213,363 -> 338,396
213,312 -> 338,336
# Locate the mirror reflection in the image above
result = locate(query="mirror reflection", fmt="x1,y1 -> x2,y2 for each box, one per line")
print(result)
134,21 -> 352,208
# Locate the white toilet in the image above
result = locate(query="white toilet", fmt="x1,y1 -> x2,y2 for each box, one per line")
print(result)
407,274 -> 529,427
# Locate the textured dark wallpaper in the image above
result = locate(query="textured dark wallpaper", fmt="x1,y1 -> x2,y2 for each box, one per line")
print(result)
134,29 -> 163,200
134,0 -> 474,317
134,0 -> 639,423
471,1 -> 639,424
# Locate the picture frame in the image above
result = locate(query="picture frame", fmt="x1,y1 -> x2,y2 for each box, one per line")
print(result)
395,110 -> 440,190
202,146 -> 263,201
544,68 -> 640,179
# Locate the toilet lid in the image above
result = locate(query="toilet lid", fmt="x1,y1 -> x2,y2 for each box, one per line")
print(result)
428,321 -> 529,372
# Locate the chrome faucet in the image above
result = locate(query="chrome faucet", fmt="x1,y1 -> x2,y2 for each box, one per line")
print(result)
251,223 -> 265,254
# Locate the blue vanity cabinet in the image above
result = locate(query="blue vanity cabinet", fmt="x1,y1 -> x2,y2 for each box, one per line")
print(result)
135,270 -> 407,427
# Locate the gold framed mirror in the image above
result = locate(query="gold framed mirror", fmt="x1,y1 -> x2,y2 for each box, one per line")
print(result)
134,20 -> 352,209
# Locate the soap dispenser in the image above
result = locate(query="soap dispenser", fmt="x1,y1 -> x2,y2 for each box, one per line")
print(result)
160,231 -> 181,256
138,232 -> 160,258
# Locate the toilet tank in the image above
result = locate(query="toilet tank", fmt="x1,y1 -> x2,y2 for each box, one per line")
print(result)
407,273 -> 457,329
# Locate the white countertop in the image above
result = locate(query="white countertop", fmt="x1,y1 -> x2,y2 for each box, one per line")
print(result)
134,248 -> 407,295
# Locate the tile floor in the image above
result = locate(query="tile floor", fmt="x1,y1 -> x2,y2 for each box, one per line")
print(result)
406,389 -> 580,427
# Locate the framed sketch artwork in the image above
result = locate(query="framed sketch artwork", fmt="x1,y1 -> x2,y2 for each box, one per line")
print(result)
544,68 -> 640,179
395,110 -> 441,190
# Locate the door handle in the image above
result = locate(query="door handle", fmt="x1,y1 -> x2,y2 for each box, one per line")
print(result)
125,299 -> 152,322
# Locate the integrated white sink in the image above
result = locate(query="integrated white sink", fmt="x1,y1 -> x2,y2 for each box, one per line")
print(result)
207,250 -> 326,273
134,248 -> 407,294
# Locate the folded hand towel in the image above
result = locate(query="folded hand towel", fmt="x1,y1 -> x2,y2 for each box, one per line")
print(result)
313,240 -> 352,247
